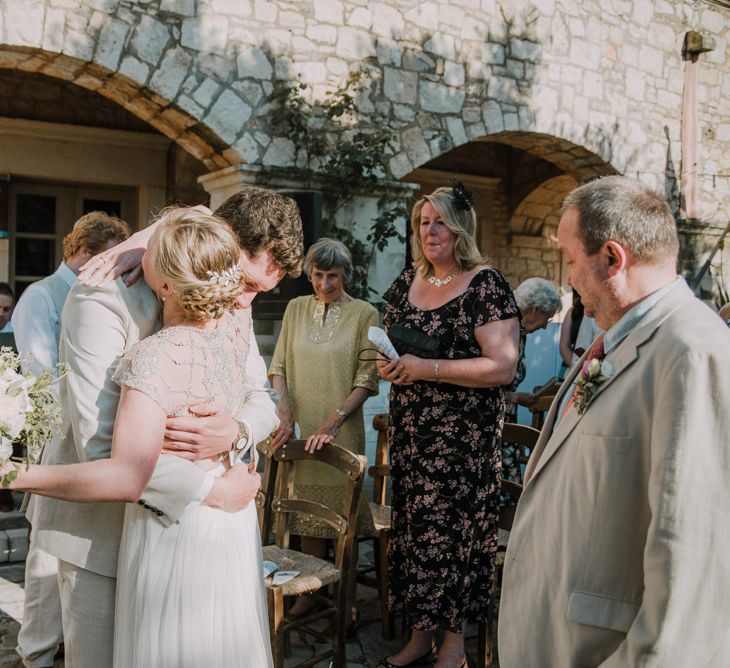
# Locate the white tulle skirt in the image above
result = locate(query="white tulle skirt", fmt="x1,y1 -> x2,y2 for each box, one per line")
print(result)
113,486 -> 273,668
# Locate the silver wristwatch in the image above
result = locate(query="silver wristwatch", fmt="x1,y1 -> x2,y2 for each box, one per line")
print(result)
336,409 -> 348,419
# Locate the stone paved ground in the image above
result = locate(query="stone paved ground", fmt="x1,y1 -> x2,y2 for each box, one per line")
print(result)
0,551 -> 494,667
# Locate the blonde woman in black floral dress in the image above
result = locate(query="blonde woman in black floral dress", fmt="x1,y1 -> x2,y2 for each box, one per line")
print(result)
377,185 -> 520,668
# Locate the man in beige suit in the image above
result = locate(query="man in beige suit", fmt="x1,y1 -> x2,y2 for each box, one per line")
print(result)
499,176 -> 730,666
14,212 -> 130,668
31,188 -> 304,667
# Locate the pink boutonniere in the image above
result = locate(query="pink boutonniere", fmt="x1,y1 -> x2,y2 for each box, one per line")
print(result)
573,359 -> 614,415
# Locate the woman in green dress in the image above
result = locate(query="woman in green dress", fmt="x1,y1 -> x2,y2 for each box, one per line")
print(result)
269,237 -> 378,626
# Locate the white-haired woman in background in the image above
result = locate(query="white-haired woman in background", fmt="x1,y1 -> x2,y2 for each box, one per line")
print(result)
501,277 -> 561,493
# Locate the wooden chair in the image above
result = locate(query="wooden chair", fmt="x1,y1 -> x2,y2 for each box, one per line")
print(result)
528,375 -> 560,430
529,395 -> 555,430
258,439 -> 366,668
475,477 -> 524,668
357,413 -> 394,639
474,422 -> 539,668
501,422 -> 541,469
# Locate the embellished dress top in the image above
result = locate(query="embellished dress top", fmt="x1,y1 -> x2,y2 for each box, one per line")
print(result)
269,294 -> 379,538
383,266 -> 520,632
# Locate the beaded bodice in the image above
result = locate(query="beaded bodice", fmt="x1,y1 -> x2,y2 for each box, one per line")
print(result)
113,309 -> 251,419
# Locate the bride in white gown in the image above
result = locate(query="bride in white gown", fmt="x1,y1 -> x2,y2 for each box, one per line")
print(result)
7,208 -> 273,667
111,214 -> 273,667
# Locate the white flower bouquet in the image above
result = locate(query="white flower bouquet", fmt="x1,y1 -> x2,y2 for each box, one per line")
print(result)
0,347 -> 65,487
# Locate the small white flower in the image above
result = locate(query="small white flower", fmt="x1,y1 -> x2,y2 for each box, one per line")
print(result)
0,369 -> 32,439
0,436 -> 12,460
586,358 -> 602,377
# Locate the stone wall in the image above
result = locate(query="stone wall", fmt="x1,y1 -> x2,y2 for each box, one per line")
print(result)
0,0 -> 729,293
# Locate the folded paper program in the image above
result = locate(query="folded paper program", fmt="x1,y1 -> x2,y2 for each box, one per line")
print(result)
368,326 -> 400,360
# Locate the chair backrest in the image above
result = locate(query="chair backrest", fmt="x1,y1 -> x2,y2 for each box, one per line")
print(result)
256,437 -> 277,541
498,478 -> 523,530
529,395 -> 555,429
501,422 -> 540,465
260,440 -> 366,574
370,413 -> 390,505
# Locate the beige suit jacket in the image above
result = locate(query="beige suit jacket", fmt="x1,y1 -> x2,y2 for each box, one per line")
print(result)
35,278 -> 278,578
499,280 -> 730,667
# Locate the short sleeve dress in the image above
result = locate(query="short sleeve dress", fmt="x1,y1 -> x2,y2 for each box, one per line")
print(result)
269,295 -> 379,538
383,266 -> 519,632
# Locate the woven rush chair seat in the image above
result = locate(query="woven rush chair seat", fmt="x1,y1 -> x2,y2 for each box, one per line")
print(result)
369,501 -> 392,533
262,545 -> 340,596
258,439 -> 366,668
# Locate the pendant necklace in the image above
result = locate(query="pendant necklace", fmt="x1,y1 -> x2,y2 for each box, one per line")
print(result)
427,270 -> 462,288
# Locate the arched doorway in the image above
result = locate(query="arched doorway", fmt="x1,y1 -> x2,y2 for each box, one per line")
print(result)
0,47 -> 229,293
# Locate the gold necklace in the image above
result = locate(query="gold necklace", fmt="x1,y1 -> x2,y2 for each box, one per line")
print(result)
427,270 -> 461,288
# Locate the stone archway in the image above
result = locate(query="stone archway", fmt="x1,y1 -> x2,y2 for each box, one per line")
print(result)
404,131 -> 617,288
506,174 -> 580,286
479,132 -> 617,182
0,46 -> 233,170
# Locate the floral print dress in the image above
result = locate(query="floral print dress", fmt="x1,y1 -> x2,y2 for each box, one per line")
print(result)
383,266 -> 519,632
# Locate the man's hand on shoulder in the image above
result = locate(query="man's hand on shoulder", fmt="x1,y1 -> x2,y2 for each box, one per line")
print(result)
204,463 -> 261,512
162,402 -> 238,461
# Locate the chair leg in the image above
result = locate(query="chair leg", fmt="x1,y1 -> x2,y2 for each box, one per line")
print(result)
378,533 -> 394,640
268,586 -> 285,668
333,582 -> 348,668
477,618 -> 494,668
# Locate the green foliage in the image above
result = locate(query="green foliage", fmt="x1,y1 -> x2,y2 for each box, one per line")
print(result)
268,71 -> 409,300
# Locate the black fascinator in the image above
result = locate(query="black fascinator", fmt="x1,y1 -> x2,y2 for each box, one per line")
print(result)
451,182 -> 473,211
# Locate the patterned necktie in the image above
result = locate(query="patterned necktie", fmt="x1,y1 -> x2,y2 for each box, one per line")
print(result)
562,333 -> 606,418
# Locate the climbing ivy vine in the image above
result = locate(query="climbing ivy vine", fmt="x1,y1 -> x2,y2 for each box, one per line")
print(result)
268,71 -> 409,300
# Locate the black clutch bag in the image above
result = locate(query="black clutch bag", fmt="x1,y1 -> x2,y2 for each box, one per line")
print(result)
388,324 -> 441,359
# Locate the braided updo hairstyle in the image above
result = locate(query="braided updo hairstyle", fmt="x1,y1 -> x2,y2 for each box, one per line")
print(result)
148,207 -> 244,322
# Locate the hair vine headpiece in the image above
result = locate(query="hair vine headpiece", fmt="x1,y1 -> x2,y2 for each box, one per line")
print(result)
206,264 -> 241,287
451,182 -> 474,211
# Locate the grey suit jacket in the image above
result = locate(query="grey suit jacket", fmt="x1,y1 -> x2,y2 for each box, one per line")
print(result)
35,278 -> 278,578
499,280 -> 730,667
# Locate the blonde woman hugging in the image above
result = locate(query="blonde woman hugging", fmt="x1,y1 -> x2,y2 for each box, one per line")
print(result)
4,208 -> 274,667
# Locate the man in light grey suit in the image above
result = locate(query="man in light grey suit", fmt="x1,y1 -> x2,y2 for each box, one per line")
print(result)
13,212 -> 130,668
30,188 -> 304,668
499,176 -> 730,666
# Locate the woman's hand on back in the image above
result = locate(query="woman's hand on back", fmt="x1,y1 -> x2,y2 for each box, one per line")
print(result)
78,204 -> 211,287
304,414 -> 342,453
79,241 -> 146,287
